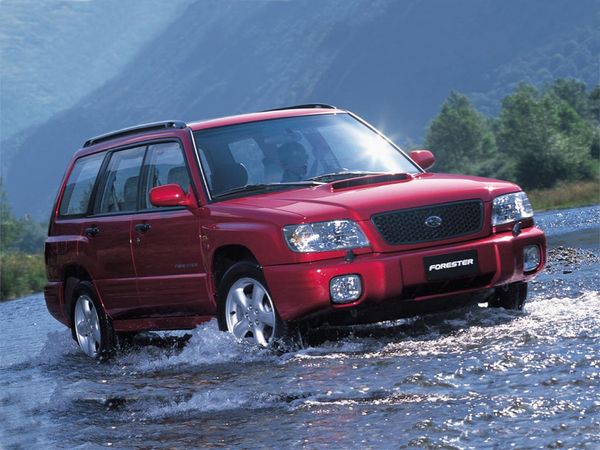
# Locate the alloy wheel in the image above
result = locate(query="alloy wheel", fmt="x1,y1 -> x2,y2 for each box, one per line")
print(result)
74,295 -> 102,358
224,277 -> 277,346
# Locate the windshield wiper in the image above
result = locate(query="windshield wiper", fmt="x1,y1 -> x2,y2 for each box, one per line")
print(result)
212,181 -> 323,199
307,171 -> 386,183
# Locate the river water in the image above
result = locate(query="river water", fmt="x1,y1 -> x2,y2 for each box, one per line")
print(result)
1,206 -> 598,449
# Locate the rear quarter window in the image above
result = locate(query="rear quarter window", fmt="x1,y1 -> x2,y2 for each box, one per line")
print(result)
58,152 -> 105,217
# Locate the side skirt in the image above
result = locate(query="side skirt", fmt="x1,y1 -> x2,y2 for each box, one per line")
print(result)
113,315 -> 213,333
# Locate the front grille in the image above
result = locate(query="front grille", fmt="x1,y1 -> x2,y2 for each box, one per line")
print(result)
372,200 -> 483,245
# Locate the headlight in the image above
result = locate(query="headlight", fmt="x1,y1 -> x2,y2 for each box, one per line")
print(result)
492,192 -> 533,226
283,220 -> 369,253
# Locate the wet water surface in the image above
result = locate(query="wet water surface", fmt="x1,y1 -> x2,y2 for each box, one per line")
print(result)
1,206 -> 598,449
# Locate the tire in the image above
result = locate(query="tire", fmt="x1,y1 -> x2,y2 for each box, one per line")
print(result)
71,281 -> 116,358
488,282 -> 528,310
217,261 -> 290,347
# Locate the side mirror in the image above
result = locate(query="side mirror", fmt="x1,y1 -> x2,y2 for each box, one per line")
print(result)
409,150 -> 435,170
149,184 -> 195,208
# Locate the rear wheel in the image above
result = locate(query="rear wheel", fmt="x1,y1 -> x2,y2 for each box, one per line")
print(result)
72,281 -> 116,358
217,262 -> 289,347
488,282 -> 528,310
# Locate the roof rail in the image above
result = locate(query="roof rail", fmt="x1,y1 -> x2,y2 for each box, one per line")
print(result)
83,120 -> 187,147
262,103 -> 337,112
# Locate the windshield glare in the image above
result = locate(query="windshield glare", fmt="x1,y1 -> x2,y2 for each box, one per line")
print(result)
193,113 -> 419,197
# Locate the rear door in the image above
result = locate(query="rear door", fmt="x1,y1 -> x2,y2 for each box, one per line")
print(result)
81,145 -> 145,319
131,140 -> 210,317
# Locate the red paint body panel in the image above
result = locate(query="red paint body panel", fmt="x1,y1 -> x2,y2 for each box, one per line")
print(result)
188,108 -> 344,131
44,107 -> 547,336
78,215 -> 139,319
216,173 -> 519,223
131,209 -> 211,317
149,184 -> 194,207
113,315 -> 212,333
409,150 -> 435,170
44,282 -> 66,325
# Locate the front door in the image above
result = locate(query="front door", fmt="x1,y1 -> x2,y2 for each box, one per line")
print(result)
131,141 -> 210,317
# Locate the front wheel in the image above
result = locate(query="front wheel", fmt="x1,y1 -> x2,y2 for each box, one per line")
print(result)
217,262 -> 289,347
72,281 -> 116,358
488,282 -> 528,310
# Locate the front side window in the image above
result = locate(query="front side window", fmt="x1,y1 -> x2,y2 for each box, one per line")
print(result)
59,152 -> 105,217
96,146 -> 145,214
141,142 -> 191,209
193,113 -> 420,198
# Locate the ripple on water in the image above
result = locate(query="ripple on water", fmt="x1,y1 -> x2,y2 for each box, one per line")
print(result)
135,292 -> 600,429
535,205 -> 600,235
2,278 -> 599,449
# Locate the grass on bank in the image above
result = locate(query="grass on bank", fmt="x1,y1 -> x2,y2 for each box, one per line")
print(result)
0,252 -> 46,301
528,180 -> 600,211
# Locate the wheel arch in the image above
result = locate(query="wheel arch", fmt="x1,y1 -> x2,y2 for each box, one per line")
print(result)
211,245 -> 259,293
62,264 -> 93,327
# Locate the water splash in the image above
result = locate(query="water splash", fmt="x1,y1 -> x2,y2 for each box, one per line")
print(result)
114,320 -> 274,373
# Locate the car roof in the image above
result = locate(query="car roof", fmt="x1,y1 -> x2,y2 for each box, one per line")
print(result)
75,106 -> 346,158
188,107 -> 345,132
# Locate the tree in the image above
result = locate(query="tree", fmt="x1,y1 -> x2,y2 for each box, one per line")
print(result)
424,92 -> 497,176
0,178 -> 20,252
1,179 -> 47,253
588,85 -> 600,160
12,216 -> 46,253
549,78 -> 590,120
496,83 -> 595,189
0,179 -> 47,300
496,84 -> 546,160
589,85 -> 600,124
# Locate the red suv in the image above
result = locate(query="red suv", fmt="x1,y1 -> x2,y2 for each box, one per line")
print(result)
44,105 -> 546,358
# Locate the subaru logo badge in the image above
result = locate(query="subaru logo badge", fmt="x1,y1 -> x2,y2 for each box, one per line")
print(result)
425,215 -> 442,228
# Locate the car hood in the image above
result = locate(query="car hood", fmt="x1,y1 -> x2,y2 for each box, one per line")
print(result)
218,173 -> 522,223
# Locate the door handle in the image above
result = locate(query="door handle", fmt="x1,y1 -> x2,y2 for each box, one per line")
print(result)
85,226 -> 99,237
135,223 -> 151,233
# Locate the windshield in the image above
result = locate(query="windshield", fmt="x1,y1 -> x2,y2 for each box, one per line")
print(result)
192,113 -> 420,198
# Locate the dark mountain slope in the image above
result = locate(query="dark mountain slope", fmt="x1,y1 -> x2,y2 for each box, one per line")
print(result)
6,0 -> 599,217
0,0 -> 189,144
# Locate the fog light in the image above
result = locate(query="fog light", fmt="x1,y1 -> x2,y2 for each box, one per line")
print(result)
523,245 -> 541,272
330,275 -> 362,304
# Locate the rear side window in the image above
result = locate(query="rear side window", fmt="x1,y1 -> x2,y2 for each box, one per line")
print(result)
141,142 -> 191,210
59,152 -> 105,217
96,146 -> 145,214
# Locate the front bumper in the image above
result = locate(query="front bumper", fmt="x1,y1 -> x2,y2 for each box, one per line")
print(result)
263,226 -> 546,322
